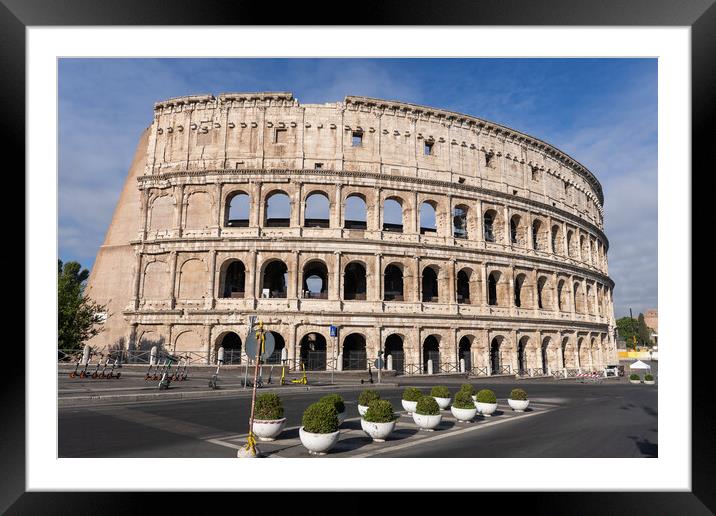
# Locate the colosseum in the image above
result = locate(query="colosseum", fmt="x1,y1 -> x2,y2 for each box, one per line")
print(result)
86,92 -> 617,377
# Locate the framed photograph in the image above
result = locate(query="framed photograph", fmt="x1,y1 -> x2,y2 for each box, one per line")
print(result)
8,0 -> 708,512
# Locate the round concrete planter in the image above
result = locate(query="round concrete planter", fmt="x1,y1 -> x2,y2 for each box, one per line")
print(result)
450,406 -> 477,422
433,397 -> 452,410
644,380 -> 655,385
412,412 -> 442,431
507,398 -> 530,412
630,379 -> 641,384
299,427 -> 340,455
471,394 -> 477,402
474,401 -> 498,416
360,419 -> 396,442
357,404 -> 369,417
401,399 -> 418,414
252,418 -> 286,442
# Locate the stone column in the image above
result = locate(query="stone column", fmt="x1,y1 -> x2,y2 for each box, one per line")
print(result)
292,183 -> 302,228
332,184 -> 343,228
552,272 -> 560,312
413,257 -> 421,304
509,329 -> 518,374
214,183 -> 223,235
531,269 -> 539,312
508,265 -> 516,313
203,324 -> 212,365
373,253 -> 382,301
332,251 -> 342,300
248,250 -> 258,300
139,189 -> 149,240
290,251 -> 300,299
131,251 -> 142,310
448,259 -> 456,306
481,263 -> 488,307
174,185 -> 184,236
168,251 -> 178,307
503,205 -> 511,246
250,181 -> 262,229
562,222 -> 569,257
289,324 -> 298,371
206,249 -> 217,309
569,275 -> 576,316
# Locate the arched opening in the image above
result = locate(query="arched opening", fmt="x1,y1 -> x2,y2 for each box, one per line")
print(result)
343,262 -> 367,300
453,205 -> 469,239
551,225 -> 563,254
561,337 -> 570,369
344,194 -> 367,230
459,335 -> 473,370
541,337 -> 550,373
488,271 -> 500,306
586,285 -> 595,314
220,260 -> 246,298
510,215 -> 522,246
567,230 -> 575,257
261,260 -> 288,298
304,192 -> 330,228
578,337 -> 590,369
514,273 -> 526,308
265,192 -> 291,227
483,210 -> 496,242
421,266 -> 439,302
537,276 -> 548,310
342,333 -> 367,370
574,282 -> 585,313
225,192 -> 249,227
422,335 -> 440,373
265,331 -> 286,364
490,336 -> 503,374
580,235 -> 588,261
456,269 -> 471,304
419,201 -> 437,234
532,219 -> 542,250
384,334 -> 404,373
299,332 -> 327,371
302,260 -> 328,299
218,332 -> 242,364
384,264 -> 404,301
383,198 -> 403,232
517,336 -> 529,375
557,280 -> 567,311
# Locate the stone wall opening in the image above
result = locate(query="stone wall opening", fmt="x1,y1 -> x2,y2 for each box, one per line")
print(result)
343,262 -> 367,300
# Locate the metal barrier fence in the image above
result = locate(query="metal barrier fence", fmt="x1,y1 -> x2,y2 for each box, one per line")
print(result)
468,366 -> 490,377
493,365 -> 513,375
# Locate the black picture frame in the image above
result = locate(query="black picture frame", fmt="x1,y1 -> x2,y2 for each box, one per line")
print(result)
5,0 -> 707,513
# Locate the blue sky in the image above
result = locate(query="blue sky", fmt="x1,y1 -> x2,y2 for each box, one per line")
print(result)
58,58 -> 657,318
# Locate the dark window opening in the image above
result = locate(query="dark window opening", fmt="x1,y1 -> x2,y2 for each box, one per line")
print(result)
420,202 -> 437,234
265,192 -> 290,227
424,140 -> 434,156
514,275 -> 524,308
457,270 -> 471,304
421,267 -> 439,302
275,128 -> 287,144
352,131 -> 363,147
343,262 -> 367,300
453,206 -> 468,239
343,334 -> 366,370
384,264 -> 404,301
314,162 -> 323,169
262,261 -> 288,298
510,218 -> 519,244
383,199 -> 403,233
302,261 -> 328,299
423,336 -> 440,373
221,261 -> 246,298
484,212 -> 495,242
300,333 -> 327,371
488,272 -> 499,306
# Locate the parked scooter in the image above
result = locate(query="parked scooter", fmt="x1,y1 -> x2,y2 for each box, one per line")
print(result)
105,357 -> 122,379
144,361 -> 158,381
90,354 -> 105,379
209,348 -> 224,389
158,354 -> 179,390
68,353 -> 85,379
177,356 -> 189,381
98,356 -> 112,378
78,354 -> 95,379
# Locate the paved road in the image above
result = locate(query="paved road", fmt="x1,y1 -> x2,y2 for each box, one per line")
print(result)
58,376 -> 657,458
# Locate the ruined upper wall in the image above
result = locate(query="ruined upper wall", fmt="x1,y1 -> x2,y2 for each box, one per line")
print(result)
145,92 -> 605,227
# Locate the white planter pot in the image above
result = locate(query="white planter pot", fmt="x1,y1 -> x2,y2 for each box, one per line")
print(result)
644,380 -> 655,385
451,406 -> 477,422
401,399 -> 418,413
433,397 -> 452,410
252,418 -> 286,442
412,412 -> 442,431
475,401 -> 498,416
360,419 -> 396,442
507,398 -> 530,412
337,411 -> 346,425
471,394 -> 477,402
358,404 -> 369,417
630,379 -> 641,384
299,427 -> 340,455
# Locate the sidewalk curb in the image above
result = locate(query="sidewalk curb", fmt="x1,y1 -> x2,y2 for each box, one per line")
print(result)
58,382 -> 400,407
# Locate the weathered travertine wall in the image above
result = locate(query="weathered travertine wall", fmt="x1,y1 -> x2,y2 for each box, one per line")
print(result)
85,93 -> 617,375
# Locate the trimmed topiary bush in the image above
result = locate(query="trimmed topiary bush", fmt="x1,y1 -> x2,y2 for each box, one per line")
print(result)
358,389 -> 381,407
402,387 -> 423,402
302,402 -> 339,434
644,374 -> 654,381
476,389 -> 497,404
364,399 -> 395,423
254,393 -> 284,420
320,393 -> 345,414
459,383 -> 475,396
510,388 -> 528,401
629,374 -> 640,381
453,390 -> 475,409
430,385 -> 450,398
416,395 -> 440,416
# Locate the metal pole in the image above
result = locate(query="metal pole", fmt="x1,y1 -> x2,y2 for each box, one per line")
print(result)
243,321 -> 264,457
332,335 -> 336,386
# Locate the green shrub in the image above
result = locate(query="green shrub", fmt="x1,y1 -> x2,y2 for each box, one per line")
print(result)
302,402 -> 339,434
476,389 -> 497,404
319,393 -> 345,414
453,390 -> 475,409
510,388 -> 528,401
364,399 -> 395,423
629,374 -> 640,381
254,393 -> 284,420
430,385 -> 450,398
459,383 -> 475,396
415,395 -> 440,416
644,374 -> 654,381
402,387 -> 423,402
358,389 -> 380,407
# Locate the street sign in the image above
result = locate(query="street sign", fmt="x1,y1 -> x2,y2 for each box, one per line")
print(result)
329,325 -> 337,337
374,358 -> 384,369
246,330 -> 275,360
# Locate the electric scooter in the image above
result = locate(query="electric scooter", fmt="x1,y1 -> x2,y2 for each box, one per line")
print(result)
144,361 -> 158,381
158,354 -> 179,390
90,354 -> 105,379
78,353 -> 95,379
209,357 -> 223,389
177,356 -> 189,381
68,353 -> 84,378
170,356 -> 184,381
104,357 -> 122,379
99,356 -> 112,378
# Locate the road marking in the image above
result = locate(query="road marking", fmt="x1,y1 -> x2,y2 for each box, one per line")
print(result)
352,408 -> 555,458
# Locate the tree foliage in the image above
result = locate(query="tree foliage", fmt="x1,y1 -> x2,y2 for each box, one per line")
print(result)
617,314 -> 653,349
58,260 -> 107,350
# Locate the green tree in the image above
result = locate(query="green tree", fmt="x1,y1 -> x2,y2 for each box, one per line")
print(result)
637,313 -> 653,347
616,316 -> 638,349
58,260 -> 107,350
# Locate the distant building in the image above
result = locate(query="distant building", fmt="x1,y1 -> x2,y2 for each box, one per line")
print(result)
644,308 -> 658,346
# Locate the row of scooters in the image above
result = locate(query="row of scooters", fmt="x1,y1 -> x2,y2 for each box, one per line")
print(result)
69,354 -> 122,379
145,355 -> 189,384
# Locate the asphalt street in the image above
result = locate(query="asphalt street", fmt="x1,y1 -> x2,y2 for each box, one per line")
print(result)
58,375 -> 657,458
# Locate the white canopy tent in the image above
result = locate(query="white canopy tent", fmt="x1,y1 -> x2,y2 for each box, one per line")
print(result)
629,360 -> 651,370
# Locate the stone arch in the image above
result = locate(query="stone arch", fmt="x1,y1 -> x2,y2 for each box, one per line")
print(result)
517,335 -> 530,374
489,335 -> 507,374
224,190 -> 250,227
586,284 -> 595,314
299,332 -> 328,371
557,279 -> 568,311
419,200 -> 438,234
342,332 -> 367,370
343,260 -> 367,300
302,259 -> 329,299
532,218 -> 547,251
344,193 -> 367,229
422,334 -> 442,373
456,267 -> 474,304
260,259 -> 288,298
304,191 -> 330,228
383,196 -> 404,232
384,332 -> 405,372
452,204 -> 471,239
578,337 -> 591,369
514,273 -> 533,309
574,281 -> 585,313
218,259 -> 246,298
483,209 -> 501,242
138,330 -> 166,352
384,262 -> 404,301
551,224 -> 564,254
536,275 -> 552,310
421,264 -> 440,302
184,191 -> 213,230
149,194 -> 175,231
567,229 -> 578,258
142,260 -> 169,300
488,270 -> 508,306
174,329 -> 202,353
265,190 -> 291,227
458,334 -> 475,370
562,336 -> 576,368
177,258 -> 208,299
541,336 -> 557,374
510,214 -> 526,247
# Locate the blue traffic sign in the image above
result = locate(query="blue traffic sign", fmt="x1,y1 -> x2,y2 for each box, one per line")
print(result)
329,325 -> 338,337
